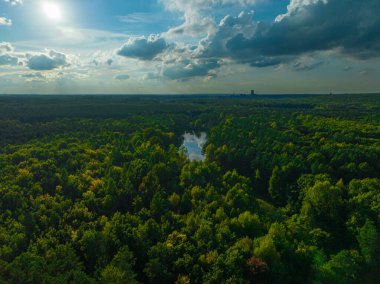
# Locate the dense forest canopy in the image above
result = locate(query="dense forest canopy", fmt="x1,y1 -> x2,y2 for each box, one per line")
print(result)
0,94 -> 379,283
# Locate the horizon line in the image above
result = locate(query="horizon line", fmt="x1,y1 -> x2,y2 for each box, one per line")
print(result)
1,92 -> 379,97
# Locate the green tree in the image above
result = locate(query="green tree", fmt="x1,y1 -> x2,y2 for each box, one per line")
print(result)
101,246 -> 139,284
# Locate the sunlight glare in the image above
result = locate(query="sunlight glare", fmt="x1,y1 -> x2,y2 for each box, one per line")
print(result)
43,2 -> 62,21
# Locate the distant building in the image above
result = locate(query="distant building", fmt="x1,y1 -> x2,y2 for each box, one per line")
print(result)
251,90 -> 256,96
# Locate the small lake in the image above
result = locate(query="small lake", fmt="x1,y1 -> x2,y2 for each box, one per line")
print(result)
182,132 -> 207,161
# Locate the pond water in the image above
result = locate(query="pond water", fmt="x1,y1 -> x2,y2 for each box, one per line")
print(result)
182,132 -> 207,161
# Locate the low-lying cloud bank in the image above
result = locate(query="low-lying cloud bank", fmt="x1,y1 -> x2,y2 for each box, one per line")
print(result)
0,43 -> 73,72
114,74 -> 130,80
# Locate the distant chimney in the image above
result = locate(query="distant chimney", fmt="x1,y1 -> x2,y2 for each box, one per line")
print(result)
251,90 -> 255,95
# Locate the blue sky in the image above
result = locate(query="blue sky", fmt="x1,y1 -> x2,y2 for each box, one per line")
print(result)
0,0 -> 379,94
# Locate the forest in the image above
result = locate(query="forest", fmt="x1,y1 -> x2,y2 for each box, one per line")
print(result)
0,94 -> 379,283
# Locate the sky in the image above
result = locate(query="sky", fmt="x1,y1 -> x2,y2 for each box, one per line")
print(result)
0,0 -> 379,94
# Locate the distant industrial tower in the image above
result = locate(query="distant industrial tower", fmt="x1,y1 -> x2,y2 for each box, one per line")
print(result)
251,90 -> 256,95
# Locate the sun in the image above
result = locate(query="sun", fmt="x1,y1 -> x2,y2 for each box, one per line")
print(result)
42,2 -> 63,21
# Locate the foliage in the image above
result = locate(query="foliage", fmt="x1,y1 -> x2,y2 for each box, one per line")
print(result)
0,94 -> 379,283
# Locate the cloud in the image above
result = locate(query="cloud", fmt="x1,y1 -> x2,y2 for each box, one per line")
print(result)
19,71 -> 88,84
197,0 -> 380,68
117,12 -> 173,25
197,11 -> 288,67
117,35 -> 168,60
161,0 -> 259,38
26,50 -> 68,70
160,0 -> 258,13
21,72 -> 46,82
4,0 -> 22,5
0,17 -> 12,26
147,43 -> 223,80
114,74 -> 130,80
292,55 -> 323,72
0,54 -> 18,66
163,58 -> 221,81
165,15 -> 216,38
21,72 -> 45,79
0,42 -> 18,66
143,72 -> 161,80
270,0 -> 380,59
0,42 -> 13,52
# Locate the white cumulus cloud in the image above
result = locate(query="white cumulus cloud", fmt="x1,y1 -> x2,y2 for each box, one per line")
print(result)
0,17 -> 12,26
26,50 -> 69,70
4,0 -> 23,5
161,0 -> 260,38
117,35 -> 168,60
0,42 -> 18,66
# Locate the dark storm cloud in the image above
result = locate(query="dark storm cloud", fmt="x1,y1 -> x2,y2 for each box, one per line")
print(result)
117,35 -> 168,60
199,0 -> 380,67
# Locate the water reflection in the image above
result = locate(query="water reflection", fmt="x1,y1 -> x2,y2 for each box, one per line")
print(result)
182,132 -> 207,161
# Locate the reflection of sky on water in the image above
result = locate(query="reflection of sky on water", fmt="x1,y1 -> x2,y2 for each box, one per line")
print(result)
182,132 -> 207,161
